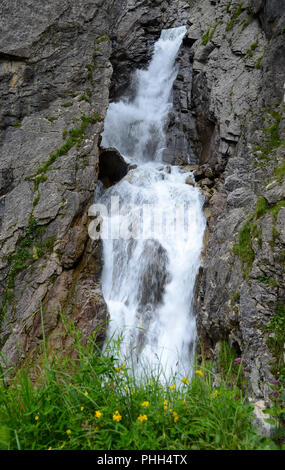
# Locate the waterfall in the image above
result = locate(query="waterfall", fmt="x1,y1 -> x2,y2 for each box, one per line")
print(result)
95,26 -> 206,381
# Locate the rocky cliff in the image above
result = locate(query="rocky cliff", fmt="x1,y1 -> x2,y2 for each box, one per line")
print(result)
0,0 -> 284,409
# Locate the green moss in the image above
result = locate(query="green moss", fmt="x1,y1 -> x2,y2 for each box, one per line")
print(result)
44,115 -> 58,123
33,192 -> 41,208
255,197 -> 268,219
79,94 -> 91,103
255,56 -> 263,68
61,102 -> 73,108
273,160 -> 285,181
258,275 -> 278,287
12,121 -> 22,128
95,34 -> 110,43
270,200 -> 285,221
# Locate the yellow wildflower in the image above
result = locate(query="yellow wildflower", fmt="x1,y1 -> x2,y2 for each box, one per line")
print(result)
163,406 -> 168,411
113,410 -> 122,422
48,447 -> 52,450
170,384 -> 176,390
173,411 -> 179,423
35,415 -> 39,421
66,429 -> 72,435
84,391 -> 88,396
163,400 -> 168,405
95,410 -> 102,419
212,390 -> 219,399
182,377 -> 189,384
195,370 -> 203,376
81,406 -> 84,411
141,401 -> 150,407
137,414 -> 148,422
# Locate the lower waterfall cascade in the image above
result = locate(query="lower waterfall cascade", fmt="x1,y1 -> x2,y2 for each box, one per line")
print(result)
96,26 -> 206,381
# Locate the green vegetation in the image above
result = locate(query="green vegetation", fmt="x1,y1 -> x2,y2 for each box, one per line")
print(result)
226,1 -> 232,13
255,196 -> 268,219
226,2 -> 244,31
0,320 -> 279,450
233,220 -> 255,276
253,108 -> 285,165
95,34 -> 110,44
246,41 -> 258,58
44,115 -> 58,123
32,192 -> 41,208
233,195 -> 285,276
274,160 -> 285,182
5,217 -> 55,299
86,63 -> 98,82
266,303 -> 285,381
241,19 -> 249,31
230,291 -> 240,304
61,102 -> 73,108
12,121 -> 22,128
201,21 -> 222,45
257,275 -> 278,287
255,56 -> 263,68
26,113 -> 102,190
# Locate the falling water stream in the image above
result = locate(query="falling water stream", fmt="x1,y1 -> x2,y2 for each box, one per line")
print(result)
96,26 -> 206,381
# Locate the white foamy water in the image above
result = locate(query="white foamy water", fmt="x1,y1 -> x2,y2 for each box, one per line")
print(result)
97,26 -> 206,381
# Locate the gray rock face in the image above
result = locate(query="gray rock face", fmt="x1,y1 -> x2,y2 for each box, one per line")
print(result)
189,0 -> 285,404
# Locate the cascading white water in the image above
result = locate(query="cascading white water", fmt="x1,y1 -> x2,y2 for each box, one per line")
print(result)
96,26 -> 206,381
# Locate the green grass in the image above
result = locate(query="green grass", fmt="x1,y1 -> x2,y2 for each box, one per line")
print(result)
201,21 -> 222,45
226,2 -> 244,31
0,318 -> 280,450
233,220 -> 255,275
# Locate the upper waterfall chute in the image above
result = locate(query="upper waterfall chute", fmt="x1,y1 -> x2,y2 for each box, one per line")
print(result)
101,26 -> 187,163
